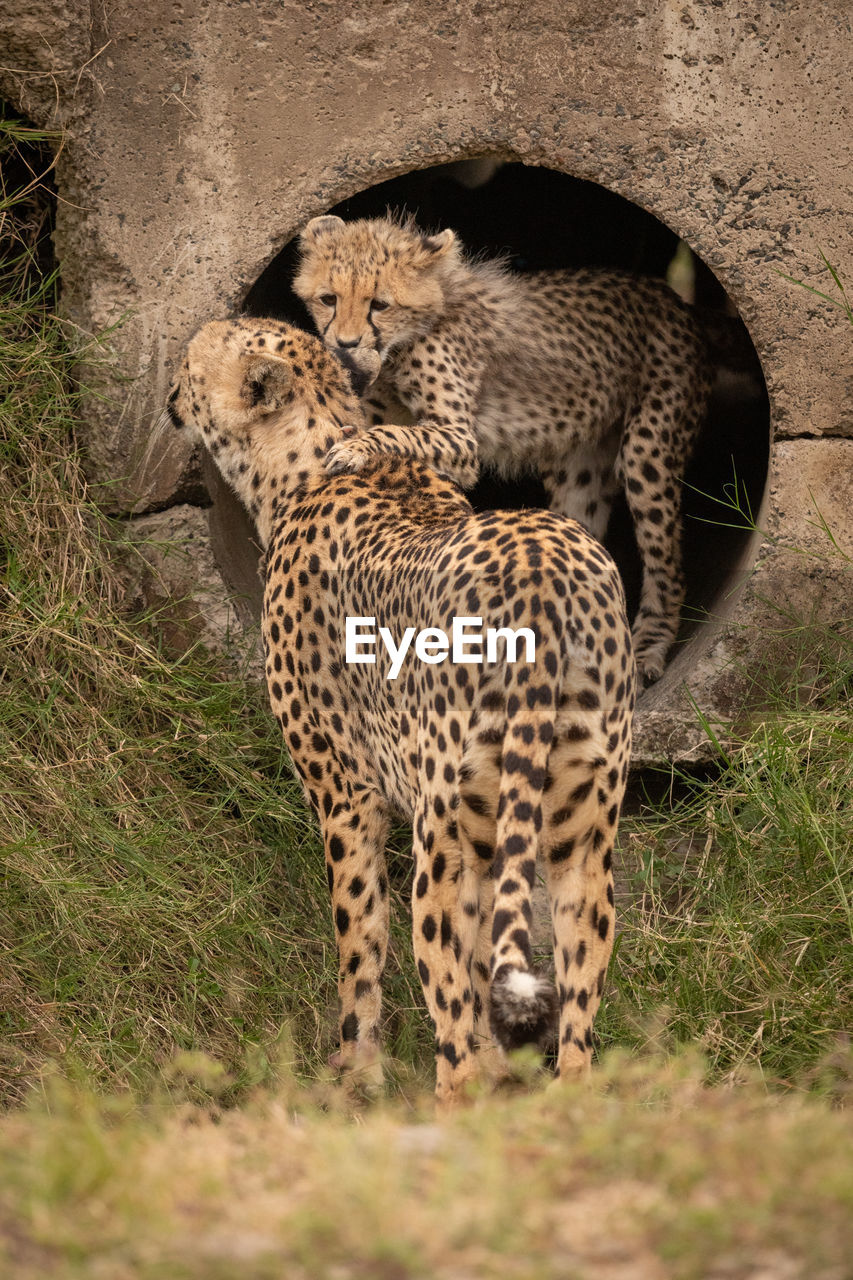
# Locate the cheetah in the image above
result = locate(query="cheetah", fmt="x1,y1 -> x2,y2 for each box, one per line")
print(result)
293,213 -> 713,684
164,317 -> 635,1105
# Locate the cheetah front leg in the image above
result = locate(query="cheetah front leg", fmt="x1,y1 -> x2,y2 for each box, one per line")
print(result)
325,418 -> 480,488
319,791 -> 392,1086
325,328 -> 486,489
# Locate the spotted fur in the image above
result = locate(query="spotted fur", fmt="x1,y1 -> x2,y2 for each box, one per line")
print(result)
294,214 -> 713,683
165,318 -> 636,1105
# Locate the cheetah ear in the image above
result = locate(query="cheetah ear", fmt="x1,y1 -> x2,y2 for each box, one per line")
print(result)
301,215 -> 345,244
420,228 -> 457,259
241,355 -> 292,414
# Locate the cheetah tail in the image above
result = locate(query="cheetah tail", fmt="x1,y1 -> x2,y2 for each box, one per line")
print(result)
488,647 -> 560,1055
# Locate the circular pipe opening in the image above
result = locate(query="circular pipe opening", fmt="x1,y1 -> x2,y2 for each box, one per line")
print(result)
218,159 -> 770,689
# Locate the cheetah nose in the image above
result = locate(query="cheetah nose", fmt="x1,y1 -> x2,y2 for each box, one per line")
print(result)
336,337 -> 361,350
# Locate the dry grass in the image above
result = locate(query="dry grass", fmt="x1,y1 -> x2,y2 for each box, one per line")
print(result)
1,1053 -> 851,1278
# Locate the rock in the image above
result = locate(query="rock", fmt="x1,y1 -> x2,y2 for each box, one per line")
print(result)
119,504 -> 263,680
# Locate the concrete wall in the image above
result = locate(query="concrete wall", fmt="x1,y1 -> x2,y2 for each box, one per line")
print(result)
2,0 -> 851,762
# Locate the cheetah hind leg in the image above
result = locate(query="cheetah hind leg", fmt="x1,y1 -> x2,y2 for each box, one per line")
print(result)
411,795 -> 483,1109
618,373 -> 710,683
457,775 -> 514,1087
543,738 -> 626,1083
542,441 -> 621,544
320,793 -> 392,1093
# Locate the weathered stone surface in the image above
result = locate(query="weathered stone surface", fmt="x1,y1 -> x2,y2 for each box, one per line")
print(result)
4,1 -> 849,495
2,0 -> 851,760
0,0 -> 90,124
121,504 -> 263,679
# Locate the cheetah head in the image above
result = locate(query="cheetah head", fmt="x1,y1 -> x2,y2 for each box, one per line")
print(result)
161,320 -> 378,531
164,319 -> 376,442
293,214 -> 462,366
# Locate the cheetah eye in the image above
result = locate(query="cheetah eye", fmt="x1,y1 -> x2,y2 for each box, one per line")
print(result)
370,298 -> 390,313
318,293 -> 336,308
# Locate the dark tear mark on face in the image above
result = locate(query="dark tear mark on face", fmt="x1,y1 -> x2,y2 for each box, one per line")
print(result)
166,400 -> 184,429
334,348 -> 374,398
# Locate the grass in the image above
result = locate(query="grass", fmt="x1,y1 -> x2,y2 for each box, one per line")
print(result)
1,1053 -> 851,1277
603,701 -> 853,1085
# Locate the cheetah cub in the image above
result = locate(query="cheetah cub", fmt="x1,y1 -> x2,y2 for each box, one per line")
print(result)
294,214 -> 713,684
165,318 -> 635,1105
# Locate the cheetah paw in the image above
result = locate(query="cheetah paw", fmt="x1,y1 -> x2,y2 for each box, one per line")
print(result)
324,435 -> 375,476
327,1045 -> 384,1095
634,653 -> 665,687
